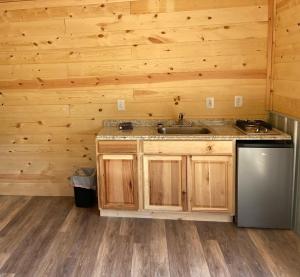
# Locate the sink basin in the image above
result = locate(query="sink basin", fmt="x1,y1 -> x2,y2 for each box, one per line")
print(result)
157,126 -> 211,135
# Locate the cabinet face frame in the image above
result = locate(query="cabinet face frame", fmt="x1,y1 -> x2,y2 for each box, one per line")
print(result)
143,155 -> 187,211
97,141 -> 137,154
143,141 -> 233,155
98,154 -> 138,210
187,155 -> 233,213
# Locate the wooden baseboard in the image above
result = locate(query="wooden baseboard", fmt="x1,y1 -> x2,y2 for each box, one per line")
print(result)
0,183 -> 73,196
99,209 -> 233,222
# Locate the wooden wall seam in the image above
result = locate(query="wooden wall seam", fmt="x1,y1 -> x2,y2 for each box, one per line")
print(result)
266,0 -> 276,111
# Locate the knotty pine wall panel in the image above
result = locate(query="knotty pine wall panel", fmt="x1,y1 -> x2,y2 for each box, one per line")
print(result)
272,0 -> 300,118
0,0 -> 268,196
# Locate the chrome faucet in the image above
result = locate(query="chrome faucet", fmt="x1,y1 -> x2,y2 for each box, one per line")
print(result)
176,113 -> 192,126
177,113 -> 184,125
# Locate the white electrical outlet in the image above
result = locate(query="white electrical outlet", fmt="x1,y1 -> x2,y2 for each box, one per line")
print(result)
117,99 -> 126,111
235,96 -> 243,108
206,97 -> 215,109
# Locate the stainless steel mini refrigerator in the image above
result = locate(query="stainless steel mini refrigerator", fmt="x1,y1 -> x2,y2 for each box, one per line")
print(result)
236,140 -> 294,228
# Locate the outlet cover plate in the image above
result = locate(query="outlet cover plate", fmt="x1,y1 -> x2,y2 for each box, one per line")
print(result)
206,97 -> 215,109
235,96 -> 243,108
117,99 -> 126,111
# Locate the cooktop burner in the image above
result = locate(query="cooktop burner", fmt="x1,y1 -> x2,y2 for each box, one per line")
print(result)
235,120 -> 279,135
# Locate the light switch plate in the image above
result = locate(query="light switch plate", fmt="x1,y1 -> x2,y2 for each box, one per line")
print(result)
117,99 -> 126,111
206,97 -> 215,109
235,96 -> 243,107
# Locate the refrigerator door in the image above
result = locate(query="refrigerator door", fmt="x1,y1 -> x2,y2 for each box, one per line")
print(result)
237,146 -> 293,228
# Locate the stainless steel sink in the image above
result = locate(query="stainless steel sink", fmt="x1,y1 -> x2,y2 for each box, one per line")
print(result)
157,126 -> 211,135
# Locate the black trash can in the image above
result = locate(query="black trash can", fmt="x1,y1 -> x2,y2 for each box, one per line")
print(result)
70,168 -> 96,207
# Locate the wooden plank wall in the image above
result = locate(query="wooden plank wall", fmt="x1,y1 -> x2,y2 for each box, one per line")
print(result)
272,0 -> 300,118
0,0 -> 269,196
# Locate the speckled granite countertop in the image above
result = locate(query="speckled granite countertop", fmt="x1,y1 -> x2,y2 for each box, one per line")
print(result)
96,119 -> 291,141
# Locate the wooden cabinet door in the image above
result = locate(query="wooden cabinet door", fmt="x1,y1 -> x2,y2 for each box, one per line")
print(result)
98,154 -> 138,210
188,156 -> 233,212
143,155 -> 187,211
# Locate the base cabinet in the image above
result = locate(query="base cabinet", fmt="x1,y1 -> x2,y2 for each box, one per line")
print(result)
96,140 -> 234,220
188,156 -> 233,212
98,154 -> 138,210
143,155 -> 187,211
143,155 -> 233,213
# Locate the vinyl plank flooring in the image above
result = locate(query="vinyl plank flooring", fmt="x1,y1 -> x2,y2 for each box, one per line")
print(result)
196,222 -> 272,277
54,214 -> 93,276
0,253 -> 10,271
131,243 -> 149,277
133,218 -> 151,245
72,210 -> 107,277
283,231 -> 300,253
165,220 -> 210,277
0,196 -> 14,210
0,196 -> 29,243
150,220 -> 170,277
111,219 -> 135,277
0,197 -> 54,255
233,228 -> 271,277
92,218 -> 123,277
204,240 -> 231,277
115,218 -> 136,276
205,223 -> 252,277
0,196 -> 31,232
249,229 -> 300,277
94,218 -> 136,277
165,221 -> 191,277
131,219 -> 151,277
33,207 -> 89,276
248,229 -> 282,276
51,208 -> 104,277
180,222 -> 210,277
1,197 -> 73,276
0,196 -> 300,277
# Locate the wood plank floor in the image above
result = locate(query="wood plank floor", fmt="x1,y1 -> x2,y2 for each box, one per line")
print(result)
0,196 -> 300,277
